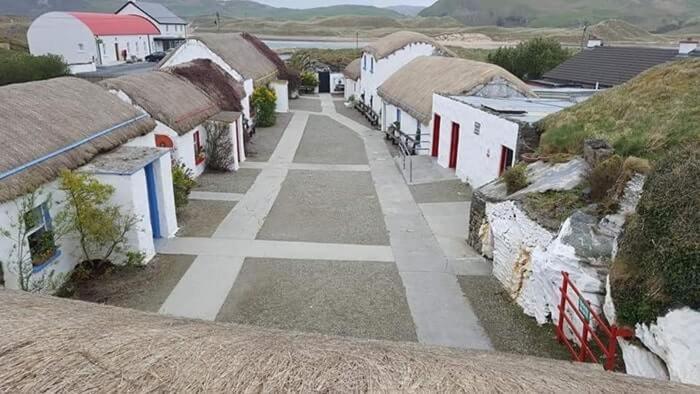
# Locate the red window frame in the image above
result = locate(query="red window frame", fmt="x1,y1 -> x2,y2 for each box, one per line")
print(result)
432,113 -> 441,157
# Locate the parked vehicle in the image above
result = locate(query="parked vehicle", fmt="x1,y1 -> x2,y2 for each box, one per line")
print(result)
145,51 -> 166,62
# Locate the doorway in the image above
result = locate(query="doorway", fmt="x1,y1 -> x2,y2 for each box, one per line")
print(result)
318,71 -> 330,93
499,146 -> 515,175
144,163 -> 161,239
449,122 -> 460,169
432,113 -> 441,157
114,43 -> 119,61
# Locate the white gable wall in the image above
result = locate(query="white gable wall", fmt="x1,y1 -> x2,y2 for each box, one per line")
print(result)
28,12 -> 96,68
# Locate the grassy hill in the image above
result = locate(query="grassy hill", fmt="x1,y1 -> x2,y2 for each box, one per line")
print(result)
418,0 -> 700,30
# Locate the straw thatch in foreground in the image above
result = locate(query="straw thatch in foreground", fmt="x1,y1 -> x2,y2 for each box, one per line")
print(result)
166,59 -> 246,112
100,71 -> 220,135
344,58 -> 361,80
378,56 -> 535,124
0,290 -> 693,392
363,31 -> 454,60
195,33 -> 279,85
0,77 -> 155,203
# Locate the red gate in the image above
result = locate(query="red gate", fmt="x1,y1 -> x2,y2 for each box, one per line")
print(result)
556,271 -> 634,370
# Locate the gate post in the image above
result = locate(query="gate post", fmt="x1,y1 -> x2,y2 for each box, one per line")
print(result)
556,271 -> 569,341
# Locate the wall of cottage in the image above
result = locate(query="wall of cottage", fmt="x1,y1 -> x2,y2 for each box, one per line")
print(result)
271,80 -> 289,113
96,34 -> 155,65
344,78 -> 360,101
28,12 -> 95,68
117,2 -> 187,41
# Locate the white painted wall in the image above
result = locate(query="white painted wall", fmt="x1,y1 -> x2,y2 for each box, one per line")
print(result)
96,34 -> 155,65
271,80 -> 289,113
433,94 -> 519,188
344,78 -> 360,101
330,72 -> 344,93
152,152 -> 179,238
382,101 -> 430,153
359,42 -> 437,114
117,2 -> 187,45
28,12 -> 96,67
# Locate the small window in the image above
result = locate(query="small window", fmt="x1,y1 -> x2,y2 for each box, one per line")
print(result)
396,108 -> 401,125
24,202 -> 57,268
77,43 -> 84,51
194,131 -> 205,165
474,121 -> 481,135
166,25 -> 170,32
370,57 -> 374,73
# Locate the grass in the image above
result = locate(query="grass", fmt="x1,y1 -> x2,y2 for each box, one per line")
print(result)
522,188 -> 587,231
446,46 -> 495,62
538,59 -> 700,161
502,163 -> 528,194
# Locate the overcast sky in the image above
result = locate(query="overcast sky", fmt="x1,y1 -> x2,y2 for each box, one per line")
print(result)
252,0 -> 435,9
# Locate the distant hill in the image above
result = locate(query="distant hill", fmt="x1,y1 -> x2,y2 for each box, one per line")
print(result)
0,0 -> 404,20
385,5 -> 424,17
418,0 -> 700,30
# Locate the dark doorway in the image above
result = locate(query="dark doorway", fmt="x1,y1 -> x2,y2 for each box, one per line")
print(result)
114,43 -> 119,60
318,71 -> 330,93
449,122 -> 460,169
432,113 -> 441,157
499,146 -> 515,175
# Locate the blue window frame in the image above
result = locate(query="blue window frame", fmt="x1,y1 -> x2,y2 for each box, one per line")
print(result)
363,55 -> 366,70
24,202 -> 59,272
370,57 -> 374,73
396,108 -> 401,124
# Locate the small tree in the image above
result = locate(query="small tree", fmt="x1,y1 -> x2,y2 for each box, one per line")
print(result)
172,161 -> 196,209
300,71 -> 319,88
252,86 -> 277,127
55,170 -> 139,264
205,121 -> 235,171
487,37 -> 571,80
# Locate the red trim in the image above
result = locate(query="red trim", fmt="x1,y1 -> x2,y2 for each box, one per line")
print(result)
69,12 -> 160,36
499,146 -> 514,175
448,122 -> 460,169
431,113 -> 441,157
194,131 -> 205,165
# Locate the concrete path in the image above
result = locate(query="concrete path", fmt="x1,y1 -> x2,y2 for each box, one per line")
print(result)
158,95 -> 492,350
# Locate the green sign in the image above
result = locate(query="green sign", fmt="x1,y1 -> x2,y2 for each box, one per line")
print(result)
578,297 -> 591,321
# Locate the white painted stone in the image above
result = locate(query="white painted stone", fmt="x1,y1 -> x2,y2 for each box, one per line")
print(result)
619,339 -> 670,381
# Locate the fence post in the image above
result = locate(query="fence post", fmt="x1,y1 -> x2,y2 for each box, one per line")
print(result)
557,271 -> 568,341
605,326 -> 619,371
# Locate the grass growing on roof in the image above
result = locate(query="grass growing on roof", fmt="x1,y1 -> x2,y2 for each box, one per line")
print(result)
538,59 -> 700,160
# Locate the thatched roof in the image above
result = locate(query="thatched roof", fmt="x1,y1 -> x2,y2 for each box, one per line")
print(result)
166,59 -> 245,112
377,56 -> 535,124
100,71 -> 220,135
344,58 -> 361,80
363,31 -> 454,60
195,33 -> 279,85
0,290 -> 692,392
0,77 -> 155,203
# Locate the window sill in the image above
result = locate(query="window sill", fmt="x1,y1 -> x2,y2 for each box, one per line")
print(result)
32,250 -> 62,274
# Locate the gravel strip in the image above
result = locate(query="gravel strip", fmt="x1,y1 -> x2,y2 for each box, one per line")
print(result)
293,115 -> 368,165
290,97 -> 322,112
194,169 -> 261,194
217,258 -> 417,342
246,112 -> 293,162
177,200 -> 237,237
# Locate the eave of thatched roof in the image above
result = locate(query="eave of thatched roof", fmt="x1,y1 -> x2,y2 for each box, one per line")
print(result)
165,59 -> 246,113
363,31 -> 455,60
0,290 -> 693,392
343,58 -> 361,80
377,57 -> 535,124
194,33 -> 279,85
100,71 -> 220,135
0,77 -> 155,203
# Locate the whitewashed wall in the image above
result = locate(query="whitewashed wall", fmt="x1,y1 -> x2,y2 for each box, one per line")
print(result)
433,94 -> 519,188
96,34 -> 154,65
360,42 -> 436,114
117,2 -> 187,42
28,12 -> 96,68
271,80 -> 289,113
344,78 -> 359,101
381,101 -> 430,153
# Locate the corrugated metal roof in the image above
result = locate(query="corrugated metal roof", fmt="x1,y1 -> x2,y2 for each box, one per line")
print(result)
449,96 -> 578,124
542,46 -> 678,88
119,1 -> 187,25
69,12 -> 160,36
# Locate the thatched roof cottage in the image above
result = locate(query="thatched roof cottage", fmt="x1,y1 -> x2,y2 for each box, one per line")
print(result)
358,31 -> 454,115
0,77 -> 178,291
0,289 -> 693,392
101,71 -> 245,175
343,57 -> 361,101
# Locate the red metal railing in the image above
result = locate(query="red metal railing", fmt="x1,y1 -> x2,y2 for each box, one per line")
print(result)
556,271 -> 634,370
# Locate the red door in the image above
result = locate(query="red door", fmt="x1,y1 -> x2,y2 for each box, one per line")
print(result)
431,113 -> 441,157
449,122 -> 460,169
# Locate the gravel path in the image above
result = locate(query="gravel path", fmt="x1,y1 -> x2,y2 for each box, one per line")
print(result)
290,97 -> 322,113
176,200 -> 237,237
246,113 -> 293,162
457,275 -> 572,360
216,257 -> 417,342
293,115 -> 368,165
194,169 -> 261,194
256,170 -> 389,245
409,179 -> 472,203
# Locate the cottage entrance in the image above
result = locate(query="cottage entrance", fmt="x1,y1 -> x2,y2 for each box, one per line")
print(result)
432,113 -> 441,157
144,163 -> 161,239
499,146 -> 514,175
318,71 -> 330,93
449,122 -> 460,169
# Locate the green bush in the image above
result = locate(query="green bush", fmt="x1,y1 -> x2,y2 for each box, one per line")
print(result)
611,146 -> 700,325
0,49 -> 70,86
487,37 -> 571,80
502,163 -> 529,194
252,86 -> 277,127
300,71 -> 319,88
172,162 -> 196,209
587,155 -> 623,203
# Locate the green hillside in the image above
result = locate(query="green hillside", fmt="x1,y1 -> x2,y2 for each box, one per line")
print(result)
418,0 -> 700,30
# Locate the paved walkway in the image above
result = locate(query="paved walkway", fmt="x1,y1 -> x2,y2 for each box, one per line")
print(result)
157,95 -> 492,350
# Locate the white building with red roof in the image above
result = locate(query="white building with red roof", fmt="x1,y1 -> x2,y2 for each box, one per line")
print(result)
28,11 -> 161,73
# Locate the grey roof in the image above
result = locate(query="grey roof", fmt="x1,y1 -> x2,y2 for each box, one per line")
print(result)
81,146 -> 169,176
118,1 -> 186,25
542,46 -> 678,88
449,96 -> 579,124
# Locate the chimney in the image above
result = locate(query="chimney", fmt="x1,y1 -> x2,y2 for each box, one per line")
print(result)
679,38 -> 698,55
586,36 -> 603,48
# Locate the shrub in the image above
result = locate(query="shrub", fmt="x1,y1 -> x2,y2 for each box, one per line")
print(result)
611,146 -> 700,325
300,71 -> 319,88
252,86 -> 277,127
0,49 -> 70,86
502,163 -> 529,194
205,121 -> 235,171
523,188 -> 586,230
487,37 -> 571,80
587,155 -> 623,203
172,162 -> 196,209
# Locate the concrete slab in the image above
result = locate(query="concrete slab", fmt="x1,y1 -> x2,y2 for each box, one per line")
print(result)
395,155 -> 458,185
257,170 -> 389,245
409,180 -> 472,204
155,238 -> 394,262
246,112 -> 293,162
216,258 -> 417,342
159,255 -> 244,320
194,169 -> 261,194
418,202 -> 473,260
289,97 -> 322,113
241,161 -> 370,172
189,191 -> 244,201
176,200 -> 236,238
293,115 -> 368,165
